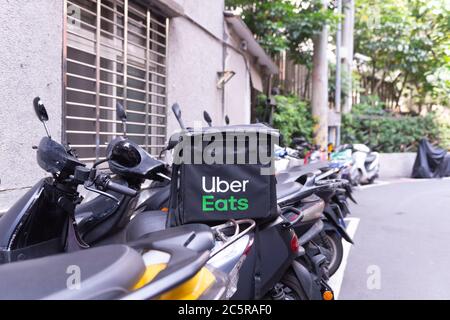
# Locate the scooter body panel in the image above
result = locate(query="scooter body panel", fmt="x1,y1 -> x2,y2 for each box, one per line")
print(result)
351,149 -> 380,184
322,205 -> 353,244
0,179 -> 46,249
0,178 -> 71,263
291,259 -> 323,300
365,152 -> 380,179
208,235 -> 252,274
231,218 -> 296,300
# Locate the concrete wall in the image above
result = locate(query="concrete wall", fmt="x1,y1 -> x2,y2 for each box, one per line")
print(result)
224,27 -> 252,125
379,153 -> 416,179
0,0 -> 63,192
166,0 -> 252,135
166,11 -> 224,135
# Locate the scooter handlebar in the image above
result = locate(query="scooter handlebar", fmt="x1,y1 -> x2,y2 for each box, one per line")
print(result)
106,180 -> 138,197
94,173 -> 138,197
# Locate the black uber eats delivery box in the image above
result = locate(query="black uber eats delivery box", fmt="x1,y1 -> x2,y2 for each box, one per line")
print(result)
167,124 -> 279,226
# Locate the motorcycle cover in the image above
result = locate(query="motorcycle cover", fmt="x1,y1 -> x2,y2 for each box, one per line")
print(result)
167,124 -> 279,226
411,138 -> 450,178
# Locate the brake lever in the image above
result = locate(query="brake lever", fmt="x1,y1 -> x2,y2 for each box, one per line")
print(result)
84,181 -> 120,204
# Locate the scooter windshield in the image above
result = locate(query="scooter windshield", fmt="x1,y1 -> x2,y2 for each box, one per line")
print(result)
36,137 -> 71,174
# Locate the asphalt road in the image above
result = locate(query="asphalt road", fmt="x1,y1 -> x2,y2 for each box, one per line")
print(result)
339,179 -> 450,300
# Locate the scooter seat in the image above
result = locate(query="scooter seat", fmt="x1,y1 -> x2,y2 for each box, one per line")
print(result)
277,182 -> 305,206
0,245 -> 144,300
125,211 -> 215,252
276,161 -> 329,184
365,152 -> 377,164
277,182 -> 302,199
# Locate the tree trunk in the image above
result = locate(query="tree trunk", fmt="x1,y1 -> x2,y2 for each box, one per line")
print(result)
374,70 -> 386,94
370,60 -> 377,95
303,68 -> 311,100
342,0 -> 355,113
394,73 -> 408,110
311,0 -> 329,148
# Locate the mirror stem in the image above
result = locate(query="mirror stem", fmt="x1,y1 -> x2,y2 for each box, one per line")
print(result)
43,122 -> 51,139
93,157 -> 109,168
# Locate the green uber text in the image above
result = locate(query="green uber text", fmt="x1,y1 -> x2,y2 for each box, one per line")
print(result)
202,195 -> 248,212
201,176 -> 249,212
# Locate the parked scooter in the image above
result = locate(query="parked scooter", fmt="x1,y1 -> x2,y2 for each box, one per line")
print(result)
0,98 -> 257,300
276,160 -> 356,275
0,237 -> 226,300
349,144 -> 380,185
165,110 -> 350,281
74,105 -> 335,300
200,112 -> 342,287
12,98 -> 333,300
329,146 -> 353,182
161,107 -> 334,300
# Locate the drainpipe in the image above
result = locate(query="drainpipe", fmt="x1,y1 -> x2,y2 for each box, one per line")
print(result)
222,10 -> 227,123
335,0 -> 342,146
311,0 -> 329,148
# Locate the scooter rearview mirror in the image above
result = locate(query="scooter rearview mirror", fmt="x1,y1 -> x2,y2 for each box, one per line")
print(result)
33,96 -> 51,138
171,103 -> 186,130
116,102 -> 127,137
203,111 -> 212,127
116,102 -> 127,122
33,97 -> 49,122
225,115 -> 230,125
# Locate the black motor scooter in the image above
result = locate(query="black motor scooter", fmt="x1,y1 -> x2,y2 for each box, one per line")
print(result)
0,98 -> 214,260
75,104 -> 332,300
164,110 -> 333,300
135,110 -> 336,298
0,99 -> 251,279
277,163 -> 355,275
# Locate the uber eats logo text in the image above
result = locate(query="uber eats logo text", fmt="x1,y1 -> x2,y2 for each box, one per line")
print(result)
202,177 -> 249,212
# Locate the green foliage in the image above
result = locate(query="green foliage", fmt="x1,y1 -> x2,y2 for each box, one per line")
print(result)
341,96 -> 450,152
225,0 -> 339,66
435,111 -> 450,148
355,0 -> 450,107
226,0 -> 294,54
255,94 -> 315,146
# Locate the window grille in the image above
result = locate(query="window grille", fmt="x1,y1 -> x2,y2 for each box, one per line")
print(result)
64,0 -> 167,161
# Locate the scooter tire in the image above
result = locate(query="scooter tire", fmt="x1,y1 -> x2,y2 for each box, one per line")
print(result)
321,231 -> 344,276
352,170 -> 362,186
280,270 -> 308,300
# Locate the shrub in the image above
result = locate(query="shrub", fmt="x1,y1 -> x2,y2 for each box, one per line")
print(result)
256,94 -> 315,146
341,96 -> 448,152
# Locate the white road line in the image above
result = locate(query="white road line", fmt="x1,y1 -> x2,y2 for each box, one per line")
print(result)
328,217 -> 360,300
